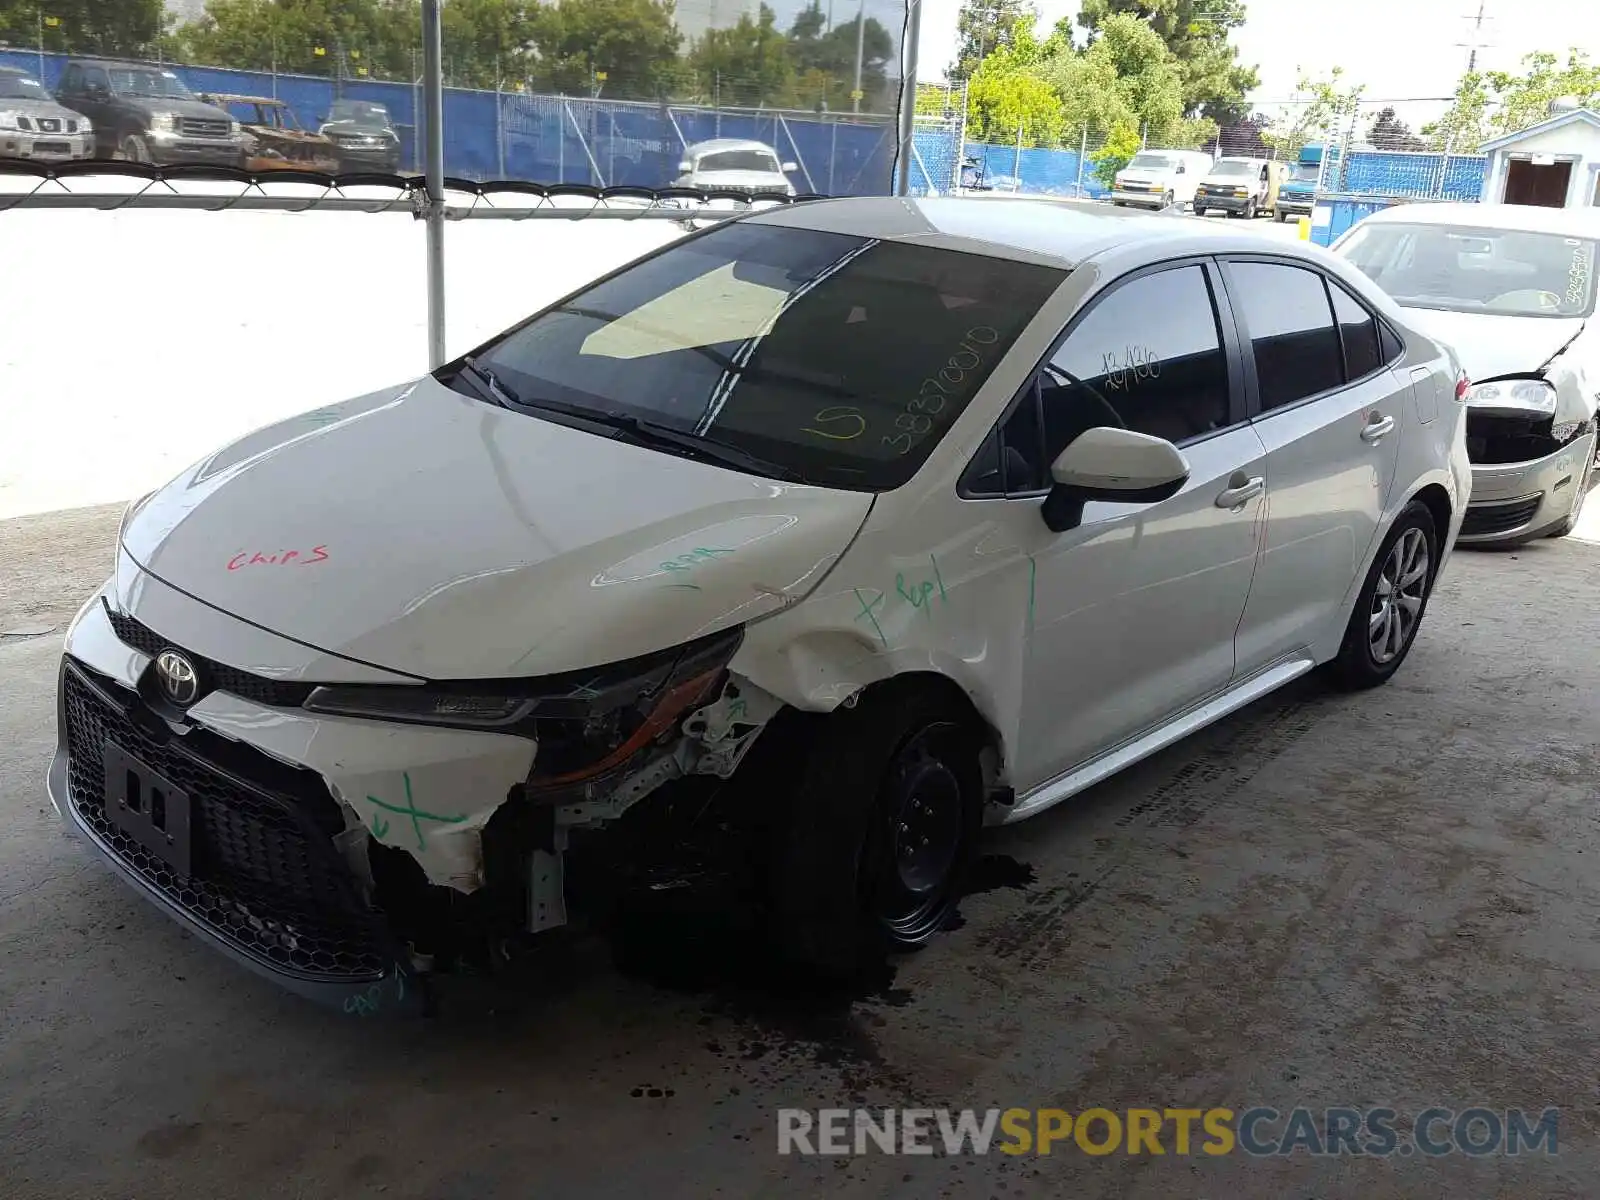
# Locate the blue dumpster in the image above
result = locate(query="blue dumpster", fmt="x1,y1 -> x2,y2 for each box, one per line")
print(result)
1310,194 -> 1406,247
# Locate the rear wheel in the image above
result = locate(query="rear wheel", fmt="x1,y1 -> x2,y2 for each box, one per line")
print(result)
1328,501 -> 1438,690
772,684 -> 983,976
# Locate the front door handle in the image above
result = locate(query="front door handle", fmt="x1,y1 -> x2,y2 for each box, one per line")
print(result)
1361,413 -> 1397,443
1215,475 -> 1265,509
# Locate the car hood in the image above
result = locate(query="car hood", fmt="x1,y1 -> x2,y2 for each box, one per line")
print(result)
7,98 -> 83,122
119,377 -> 874,680
122,96 -> 233,121
1398,307 -> 1587,381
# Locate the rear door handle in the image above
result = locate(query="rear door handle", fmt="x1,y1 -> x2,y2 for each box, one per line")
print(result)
1361,413 -> 1396,442
1215,476 -> 1264,509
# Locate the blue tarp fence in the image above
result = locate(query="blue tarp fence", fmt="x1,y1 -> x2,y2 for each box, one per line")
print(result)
959,138 -> 1489,204
0,48 -> 959,195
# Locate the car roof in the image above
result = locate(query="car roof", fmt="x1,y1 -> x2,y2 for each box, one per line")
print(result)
0,66 -> 32,77
746,195 -> 1317,269
204,94 -> 281,106
1359,201 -> 1600,236
688,138 -> 777,155
66,59 -> 156,70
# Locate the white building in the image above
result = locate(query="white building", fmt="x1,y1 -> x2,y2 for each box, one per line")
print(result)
1477,106 -> 1600,209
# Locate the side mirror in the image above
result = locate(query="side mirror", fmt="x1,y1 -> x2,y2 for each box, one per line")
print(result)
677,160 -> 691,173
1040,427 -> 1190,533
781,160 -> 797,172
317,114 -> 327,124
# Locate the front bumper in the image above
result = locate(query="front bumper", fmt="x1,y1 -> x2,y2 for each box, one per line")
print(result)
1193,191 -> 1252,212
1459,430 -> 1596,543
146,134 -> 248,167
1277,194 -> 1315,214
0,129 -> 94,161
331,144 -> 402,172
1111,189 -> 1167,207
47,586 -> 535,1015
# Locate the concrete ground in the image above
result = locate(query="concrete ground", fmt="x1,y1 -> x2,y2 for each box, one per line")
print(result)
5,503 -> 1600,1198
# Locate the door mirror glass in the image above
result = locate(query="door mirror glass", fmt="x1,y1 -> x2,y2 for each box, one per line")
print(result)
781,160 -> 798,172
1041,427 -> 1189,532
677,160 -> 692,173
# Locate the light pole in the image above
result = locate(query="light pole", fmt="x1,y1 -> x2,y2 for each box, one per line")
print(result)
421,0 -> 446,368
851,0 -> 866,114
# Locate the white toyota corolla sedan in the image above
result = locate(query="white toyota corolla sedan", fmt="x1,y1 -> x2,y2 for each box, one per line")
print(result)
49,197 -> 1469,1014
1334,202 -> 1600,544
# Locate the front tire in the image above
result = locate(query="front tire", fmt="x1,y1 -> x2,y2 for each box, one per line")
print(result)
772,684 -> 983,976
1162,190 -> 1175,208
118,134 -> 151,163
1192,205 -> 1207,217
1328,501 -> 1438,690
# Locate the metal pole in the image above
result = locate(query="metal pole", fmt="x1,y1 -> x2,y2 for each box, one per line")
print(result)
495,77 -> 506,179
1014,121 -> 1023,193
852,0 -> 866,115
421,0 -> 447,369
1076,124 -> 1087,195
894,0 -> 923,195
37,12 -> 44,79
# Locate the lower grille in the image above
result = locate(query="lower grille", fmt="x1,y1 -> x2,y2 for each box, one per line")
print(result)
33,142 -> 71,156
1462,496 -> 1542,538
63,661 -> 390,980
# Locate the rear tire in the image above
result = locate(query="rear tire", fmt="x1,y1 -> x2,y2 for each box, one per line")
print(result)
1327,501 -> 1439,690
771,683 -> 983,977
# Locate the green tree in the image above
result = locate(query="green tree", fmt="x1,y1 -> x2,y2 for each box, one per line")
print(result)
1090,116 -> 1142,186
528,0 -> 682,99
1077,0 -> 1259,123
0,0 -> 164,57
172,0 -> 417,79
961,18 -> 1065,146
1260,67 -> 1364,157
1083,11 -> 1183,139
690,4 -> 792,107
947,0 -> 1038,82
784,3 -> 893,111
1482,49 -> 1600,138
1421,70 -> 1490,152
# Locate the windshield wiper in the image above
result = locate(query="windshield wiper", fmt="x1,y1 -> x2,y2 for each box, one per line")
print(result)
588,411 -> 806,482
455,356 -> 519,408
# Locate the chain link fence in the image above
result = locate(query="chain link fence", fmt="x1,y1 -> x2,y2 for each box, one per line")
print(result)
0,0 -> 956,197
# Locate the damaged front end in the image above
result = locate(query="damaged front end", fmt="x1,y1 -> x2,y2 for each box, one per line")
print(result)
310,625 -> 788,991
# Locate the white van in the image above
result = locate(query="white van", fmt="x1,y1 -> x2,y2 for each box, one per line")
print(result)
1192,157 -> 1288,219
1109,149 -> 1213,210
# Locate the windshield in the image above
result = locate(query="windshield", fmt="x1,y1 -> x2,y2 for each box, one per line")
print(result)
329,101 -> 391,128
1339,221 -> 1598,319
110,68 -> 194,99
0,73 -> 49,101
1125,154 -> 1176,172
1290,162 -> 1319,182
694,149 -> 780,174
1210,160 -> 1255,176
462,222 -> 1066,490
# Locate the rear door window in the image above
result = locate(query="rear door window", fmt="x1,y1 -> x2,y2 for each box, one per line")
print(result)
1329,281 -> 1384,381
1227,262 -> 1344,412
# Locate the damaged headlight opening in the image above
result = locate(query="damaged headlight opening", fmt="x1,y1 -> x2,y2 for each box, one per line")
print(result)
303,626 -> 744,785
1465,379 -> 1558,415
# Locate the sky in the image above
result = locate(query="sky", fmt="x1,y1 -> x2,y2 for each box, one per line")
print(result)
914,0 -> 1600,125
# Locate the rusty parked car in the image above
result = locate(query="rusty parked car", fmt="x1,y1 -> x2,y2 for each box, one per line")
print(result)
200,94 -> 339,173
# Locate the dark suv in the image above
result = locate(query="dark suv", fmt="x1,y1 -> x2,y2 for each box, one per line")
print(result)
55,59 -> 249,167
317,99 -> 403,173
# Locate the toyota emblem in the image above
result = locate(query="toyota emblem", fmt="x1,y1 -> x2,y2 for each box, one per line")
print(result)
154,649 -> 200,706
